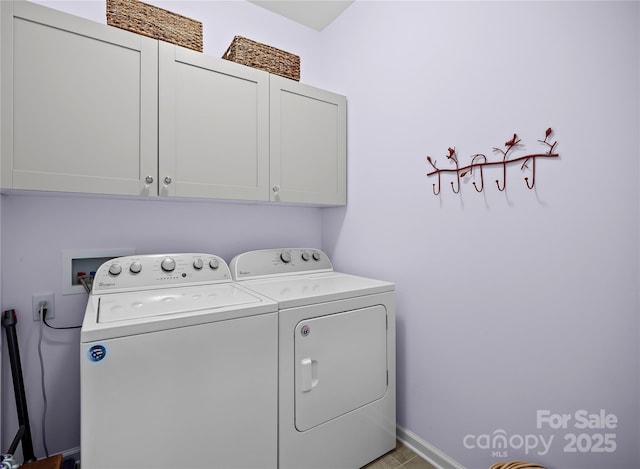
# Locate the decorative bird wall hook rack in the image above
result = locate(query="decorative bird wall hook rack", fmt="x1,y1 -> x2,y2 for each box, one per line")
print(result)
426,128 -> 559,196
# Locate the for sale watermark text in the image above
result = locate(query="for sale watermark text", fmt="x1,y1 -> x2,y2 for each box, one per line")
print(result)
464,409 -> 619,458
537,409 -> 617,430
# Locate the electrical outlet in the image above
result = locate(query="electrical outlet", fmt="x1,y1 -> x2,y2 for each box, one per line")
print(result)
32,293 -> 55,321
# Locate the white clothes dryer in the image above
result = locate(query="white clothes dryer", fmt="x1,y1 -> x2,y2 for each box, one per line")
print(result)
230,248 -> 396,469
81,253 -> 278,469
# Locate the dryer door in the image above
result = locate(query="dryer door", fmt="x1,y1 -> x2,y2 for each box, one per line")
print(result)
294,305 -> 388,431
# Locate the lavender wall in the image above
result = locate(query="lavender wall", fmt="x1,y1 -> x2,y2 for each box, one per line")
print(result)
320,1 -> 640,468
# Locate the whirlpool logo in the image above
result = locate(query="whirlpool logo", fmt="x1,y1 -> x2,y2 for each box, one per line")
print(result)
88,345 -> 106,362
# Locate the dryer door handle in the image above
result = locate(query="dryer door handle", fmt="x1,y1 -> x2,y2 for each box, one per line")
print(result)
300,358 -> 319,392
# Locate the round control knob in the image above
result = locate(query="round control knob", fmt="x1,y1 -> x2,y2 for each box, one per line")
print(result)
161,257 -> 176,272
312,252 -> 321,261
209,259 -> 220,270
129,261 -> 142,274
301,252 -> 310,261
280,251 -> 292,263
108,264 -> 122,276
193,259 -> 204,270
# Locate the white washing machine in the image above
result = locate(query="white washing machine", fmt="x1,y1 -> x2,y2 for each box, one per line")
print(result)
81,253 -> 278,469
230,248 -> 396,469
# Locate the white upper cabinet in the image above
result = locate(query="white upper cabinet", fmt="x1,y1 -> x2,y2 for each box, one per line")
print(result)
270,76 -> 347,206
1,1 -> 347,206
158,43 -> 270,201
1,1 -> 158,196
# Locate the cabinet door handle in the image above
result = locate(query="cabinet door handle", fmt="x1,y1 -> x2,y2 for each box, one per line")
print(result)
164,176 -> 173,186
272,185 -> 280,193
144,176 -> 154,187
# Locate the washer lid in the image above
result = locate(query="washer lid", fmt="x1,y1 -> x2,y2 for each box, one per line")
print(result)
98,283 -> 260,323
82,283 -> 277,342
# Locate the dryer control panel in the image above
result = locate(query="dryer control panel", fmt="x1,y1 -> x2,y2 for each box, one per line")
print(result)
230,248 -> 333,280
92,253 -> 231,294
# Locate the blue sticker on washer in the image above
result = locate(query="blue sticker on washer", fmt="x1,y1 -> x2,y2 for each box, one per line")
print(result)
88,345 -> 106,362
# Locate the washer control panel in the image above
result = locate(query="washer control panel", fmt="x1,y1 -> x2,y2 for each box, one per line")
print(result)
92,253 -> 230,293
230,248 -> 333,280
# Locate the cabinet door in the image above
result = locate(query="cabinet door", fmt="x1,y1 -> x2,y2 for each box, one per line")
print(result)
270,76 -> 347,206
159,43 -> 269,200
1,1 -> 158,196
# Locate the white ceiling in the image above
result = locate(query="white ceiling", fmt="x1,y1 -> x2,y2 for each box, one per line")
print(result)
247,1 -> 354,31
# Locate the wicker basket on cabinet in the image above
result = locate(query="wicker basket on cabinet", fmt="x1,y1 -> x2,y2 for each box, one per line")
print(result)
222,35 -> 300,81
106,0 -> 203,52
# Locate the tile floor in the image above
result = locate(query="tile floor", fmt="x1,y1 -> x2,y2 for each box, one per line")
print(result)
362,440 -> 437,469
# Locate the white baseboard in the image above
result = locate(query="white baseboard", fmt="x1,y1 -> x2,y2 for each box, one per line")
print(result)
396,426 -> 466,469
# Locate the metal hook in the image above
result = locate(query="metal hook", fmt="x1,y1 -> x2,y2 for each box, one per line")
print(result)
524,156 -> 536,189
470,155 -> 486,193
472,165 -> 484,192
432,172 -> 441,195
450,162 -> 461,194
495,160 -> 507,191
